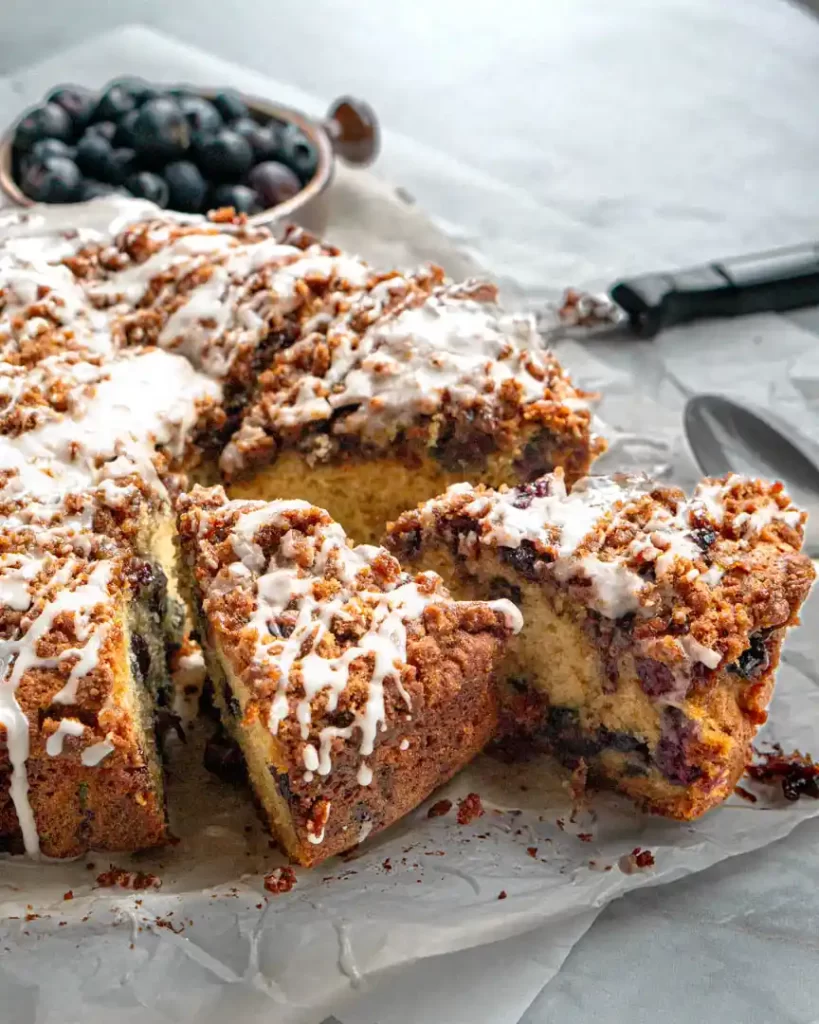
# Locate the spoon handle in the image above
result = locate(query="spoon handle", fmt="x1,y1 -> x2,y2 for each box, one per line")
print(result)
611,243 -> 819,338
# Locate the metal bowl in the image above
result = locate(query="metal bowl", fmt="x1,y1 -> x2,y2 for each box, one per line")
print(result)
0,89 -> 379,227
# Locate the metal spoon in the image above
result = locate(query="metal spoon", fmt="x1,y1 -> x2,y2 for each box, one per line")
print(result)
684,394 -> 819,556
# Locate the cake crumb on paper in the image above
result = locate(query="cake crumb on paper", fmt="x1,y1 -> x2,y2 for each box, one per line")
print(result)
457,793 -> 484,825
263,867 -> 297,895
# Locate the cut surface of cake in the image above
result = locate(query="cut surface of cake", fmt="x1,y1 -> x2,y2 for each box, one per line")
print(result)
220,271 -> 603,542
177,485 -> 521,865
386,471 -> 815,819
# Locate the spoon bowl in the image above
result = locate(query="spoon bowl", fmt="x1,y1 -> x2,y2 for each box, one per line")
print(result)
684,394 -> 819,556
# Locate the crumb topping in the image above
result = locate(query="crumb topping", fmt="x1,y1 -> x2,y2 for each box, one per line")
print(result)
178,485 -> 520,839
220,273 -> 594,474
388,469 -> 813,682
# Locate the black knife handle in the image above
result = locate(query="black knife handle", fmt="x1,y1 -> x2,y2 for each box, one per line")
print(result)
610,243 -> 819,338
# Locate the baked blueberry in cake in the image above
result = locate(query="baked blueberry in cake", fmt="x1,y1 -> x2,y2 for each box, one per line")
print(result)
177,485 -> 521,865
386,471 -> 814,819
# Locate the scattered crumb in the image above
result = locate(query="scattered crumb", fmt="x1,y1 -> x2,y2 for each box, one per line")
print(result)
577,833 -> 593,843
526,847 -> 538,859
85,863 -> 95,871
748,746 -> 819,801
95,867 -> 161,891
618,847 -> 656,874
382,858 -> 392,872
263,866 -> 297,895
556,818 -> 565,831
497,890 -> 508,900
63,891 -> 74,901
734,784 -> 758,803
154,917 -> 184,934
457,793 -> 484,825
427,799 -> 452,819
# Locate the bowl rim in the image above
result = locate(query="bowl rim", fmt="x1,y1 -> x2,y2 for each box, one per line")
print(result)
0,85 -> 335,226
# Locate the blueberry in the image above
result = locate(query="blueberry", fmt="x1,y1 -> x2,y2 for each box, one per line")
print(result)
20,155 -> 82,203
209,183 -> 262,214
92,85 -> 137,124
107,76 -> 161,105
247,161 -> 301,206
133,97 -> 190,164
212,89 -> 248,122
84,120 -> 117,143
107,148 -> 139,186
125,171 -> 170,207
179,95 -> 222,135
163,160 -> 208,213
28,138 -> 75,163
280,124 -> 318,183
14,103 -> 74,152
81,179 -> 122,201
75,133 -> 113,178
114,108 -> 140,148
194,128 -> 253,181
232,118 -> 284,162
47,86 -> 95,134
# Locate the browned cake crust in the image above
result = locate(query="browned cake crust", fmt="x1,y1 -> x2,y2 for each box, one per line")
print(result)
177,485 -> 520,865
386,472 -> 815,819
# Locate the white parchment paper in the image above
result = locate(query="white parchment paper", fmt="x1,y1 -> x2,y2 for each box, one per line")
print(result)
1,24 -> 818,1024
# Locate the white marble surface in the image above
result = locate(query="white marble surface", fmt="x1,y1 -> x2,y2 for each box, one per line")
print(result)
1,7 -> 819,1023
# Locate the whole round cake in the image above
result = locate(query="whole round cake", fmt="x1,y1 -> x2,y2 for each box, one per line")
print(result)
0,197 -> 811,864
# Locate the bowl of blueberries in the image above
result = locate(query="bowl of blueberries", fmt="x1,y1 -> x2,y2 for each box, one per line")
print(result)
0,78 -> 379,222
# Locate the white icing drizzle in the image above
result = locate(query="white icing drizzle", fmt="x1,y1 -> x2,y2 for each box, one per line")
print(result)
81,737 -> 116,767
245,281 -> 583,445
691,475 -> 802,536
189,494 -> 518,804
476,473 -> 652,618
486,598 -> 524,634
679,634 -> 722,670
0,556 -> 116,854
45,718 -> 85,757
414,470 -> 806,622
357,819 -> 373,843
399,738 -> 410,751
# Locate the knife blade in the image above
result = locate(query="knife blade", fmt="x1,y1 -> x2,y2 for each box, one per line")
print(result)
538,241 -> 819,341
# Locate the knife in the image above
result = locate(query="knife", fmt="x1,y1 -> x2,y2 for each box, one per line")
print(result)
540,241 -> 819,340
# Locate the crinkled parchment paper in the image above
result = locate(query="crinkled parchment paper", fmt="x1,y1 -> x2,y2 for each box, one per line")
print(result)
1,26 -> 819,1024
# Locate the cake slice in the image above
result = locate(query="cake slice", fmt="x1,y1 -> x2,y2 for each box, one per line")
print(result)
386,472 -> 815,819
220,273 -> 603,543
0,526 -> 170,858
177,485 -> 520,865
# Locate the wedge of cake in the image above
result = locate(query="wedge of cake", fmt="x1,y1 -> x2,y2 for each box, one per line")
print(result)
0,505 -> 171,857
220,273 -> 603,542
177,485 -> 521,865
386,471 -> 814,819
